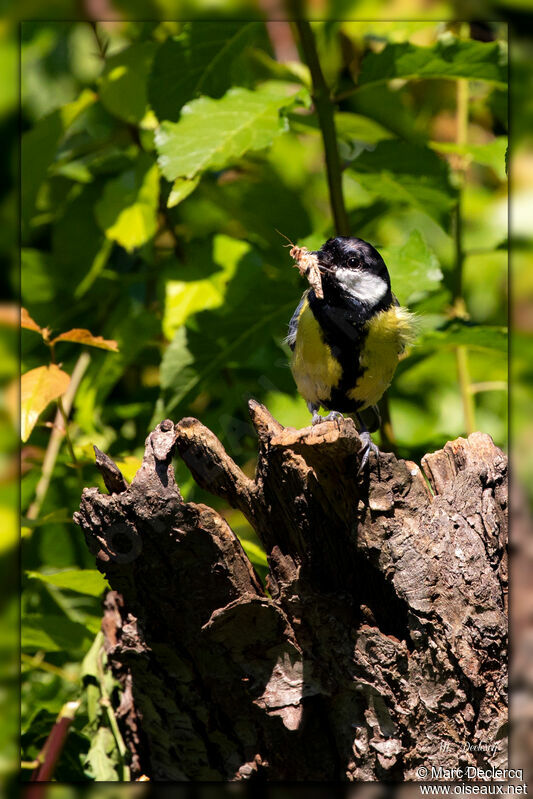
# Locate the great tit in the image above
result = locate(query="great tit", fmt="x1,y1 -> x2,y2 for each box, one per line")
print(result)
287,236 -> 414,462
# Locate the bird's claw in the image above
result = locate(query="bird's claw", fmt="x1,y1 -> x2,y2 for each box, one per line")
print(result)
324,411 -> 344,424
311,410 -> 344,426
358,431 -> 380,474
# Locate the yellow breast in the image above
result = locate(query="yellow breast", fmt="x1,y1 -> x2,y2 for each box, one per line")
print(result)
290,298 -> 341,405
348,305 -> 415,409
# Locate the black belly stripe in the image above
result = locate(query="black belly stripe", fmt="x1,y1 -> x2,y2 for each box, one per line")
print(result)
307,286 -> 392,413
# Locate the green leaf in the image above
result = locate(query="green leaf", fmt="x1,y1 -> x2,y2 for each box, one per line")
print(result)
167,175 -> 200,208
74,238 -> 114,299
75,300 -> 160,434
359,36 -> 507,87
248,48 -> 311,88
348,84 -> 422,144
198,166 -> 312,250
21,704 -> 88,781
348,140 -> 456,226
148,22 -> 264,122
241,539 -> 268,570
99,41 -> 156,125
381,230 -> 443,305
21,90 -> 96,235
95,154 -> 160,252
335,111 -> 393,151
80,631 -> 104,680
26,569 -> 109,597
430,137 -> 508,181
84,726 -> 120,781
21,708 -> 57,740
162,235 -> 244,340
289,110 -> 392,162
289,110 -> 392,146
155,85 -> 305,182
22,614 -> 93,653
51,183 -> 108,298
21,250 -> 57,305
415,322 -> 508,354
22,112 -> 63,236
160,237 -> 294,413
159,326 -> 195,398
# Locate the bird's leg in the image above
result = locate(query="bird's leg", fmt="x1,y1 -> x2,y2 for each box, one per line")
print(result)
324,410 -> 344,427
355,411 -> 380,474
307,401 -> 323,426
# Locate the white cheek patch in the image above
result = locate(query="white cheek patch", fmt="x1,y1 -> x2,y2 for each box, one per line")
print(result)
335,268 -> 388,303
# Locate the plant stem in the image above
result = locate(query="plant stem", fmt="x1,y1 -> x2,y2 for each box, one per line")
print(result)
456,345 -> 476,436
89,21 -> 109,60
257,0 -> 300,62
290,14 -> 396,446
291,17 -> 349,236
21,653 -> 77,683
451,73 -> 469,306
25,351 -> 91,522
97,647 -> 130,781
452,194 -> 465,308
453,54 -> 476,435
57,395 -> 79,468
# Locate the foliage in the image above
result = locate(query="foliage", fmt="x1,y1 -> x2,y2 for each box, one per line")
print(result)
15,17 -> 508,781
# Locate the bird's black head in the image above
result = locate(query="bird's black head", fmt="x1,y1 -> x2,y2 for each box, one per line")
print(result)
314,236 -> 392,308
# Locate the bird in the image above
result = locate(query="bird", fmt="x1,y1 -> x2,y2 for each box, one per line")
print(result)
287,235 -> 415,468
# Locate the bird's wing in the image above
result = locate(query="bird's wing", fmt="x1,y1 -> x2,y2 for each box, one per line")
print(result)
285,290 -> 308,351
390,293 -> 416,354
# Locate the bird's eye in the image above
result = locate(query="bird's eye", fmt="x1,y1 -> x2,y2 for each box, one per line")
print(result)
347,256 -> 358,267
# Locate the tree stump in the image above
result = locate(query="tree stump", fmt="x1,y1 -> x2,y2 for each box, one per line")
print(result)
74,401 -> 508,781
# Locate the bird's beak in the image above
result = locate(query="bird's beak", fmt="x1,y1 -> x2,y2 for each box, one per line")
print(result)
312,251 -> 335,273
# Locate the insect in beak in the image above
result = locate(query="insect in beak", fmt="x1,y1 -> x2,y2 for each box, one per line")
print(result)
309,252 -> 334,275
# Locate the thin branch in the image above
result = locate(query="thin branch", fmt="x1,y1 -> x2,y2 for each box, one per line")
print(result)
30,700 -> 81,782
21,653 -> 77,683
452,28 -> 476,436
290,15 -> 397,444
97,646 -> 131,781
451,22 -> 471,308
57,396 -> 79,468
257,0 -> 300,62
456,345 -> 476,436
290,16 -> 349,236
333,85 -> 359,103
25,351 -> 91,522
89,21 -> 110,61
469,381 -> 507,394
452,194 -> 465,309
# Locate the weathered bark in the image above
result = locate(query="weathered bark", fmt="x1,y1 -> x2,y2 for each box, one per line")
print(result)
74,401 -> 508,781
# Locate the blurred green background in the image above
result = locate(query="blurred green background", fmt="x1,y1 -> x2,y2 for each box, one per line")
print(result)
0,4 -> 522,783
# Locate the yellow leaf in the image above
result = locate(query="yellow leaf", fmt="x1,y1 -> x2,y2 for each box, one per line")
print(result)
21,365 -> 71,442
114,455 -> 142,483
50,329 -> 119,352
21,307 -> 44,335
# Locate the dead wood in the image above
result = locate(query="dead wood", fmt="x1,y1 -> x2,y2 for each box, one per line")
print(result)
74,401 -> 508,781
